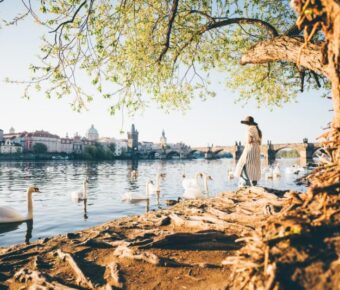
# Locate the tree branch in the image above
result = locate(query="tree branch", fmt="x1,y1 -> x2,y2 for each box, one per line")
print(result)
240,36 -> 328,77
50,0 -> 87,33
158,0 -> 179,62
206,18 -> 279,37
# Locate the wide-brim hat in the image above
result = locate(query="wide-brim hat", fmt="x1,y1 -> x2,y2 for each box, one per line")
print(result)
241,116 -> 257,125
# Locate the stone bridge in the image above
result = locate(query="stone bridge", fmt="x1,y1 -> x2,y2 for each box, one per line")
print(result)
139,148 -> 192,159
193,139 -> 322,166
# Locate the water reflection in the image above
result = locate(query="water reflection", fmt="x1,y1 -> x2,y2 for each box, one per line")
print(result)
0,220 -> 33,244
0,159 -> 309,246
83,199 -> 88,220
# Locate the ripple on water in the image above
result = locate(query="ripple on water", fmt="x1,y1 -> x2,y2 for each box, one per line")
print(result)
0,159 -> 308,246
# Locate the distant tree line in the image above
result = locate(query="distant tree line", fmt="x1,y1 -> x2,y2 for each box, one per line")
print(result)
74,143 -> 116,161
277,150 -> 300,158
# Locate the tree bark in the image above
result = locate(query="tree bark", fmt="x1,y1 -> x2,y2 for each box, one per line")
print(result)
321,0 -> 340,128
240,36 -> 328,77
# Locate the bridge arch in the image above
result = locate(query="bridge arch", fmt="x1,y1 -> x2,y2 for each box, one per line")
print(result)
275,147 -> 301,158
166,151 -> 180,159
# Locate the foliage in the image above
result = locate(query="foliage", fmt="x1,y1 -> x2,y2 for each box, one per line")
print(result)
2,0 -> 326,114
79,143 -> 114,160
276,149 -> 300,158
32,142 -> 48,154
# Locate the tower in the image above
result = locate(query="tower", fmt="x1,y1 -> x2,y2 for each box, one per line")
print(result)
160,129 -> 167,150
127,124 -> 139,153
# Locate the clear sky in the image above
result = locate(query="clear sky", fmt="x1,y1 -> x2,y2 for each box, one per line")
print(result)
0,3 -> 332,147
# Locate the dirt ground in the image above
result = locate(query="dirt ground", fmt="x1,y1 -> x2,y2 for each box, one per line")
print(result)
0,187 -> 339,290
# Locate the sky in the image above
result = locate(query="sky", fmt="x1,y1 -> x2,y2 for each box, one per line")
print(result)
0,2 -> 332,147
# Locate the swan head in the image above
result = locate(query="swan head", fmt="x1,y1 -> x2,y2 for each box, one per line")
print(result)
160,173 -> 166,178
182,174 -> 186,178
28,186 -> 40,194
83,177 -> 89,185
207,175 -> 213,181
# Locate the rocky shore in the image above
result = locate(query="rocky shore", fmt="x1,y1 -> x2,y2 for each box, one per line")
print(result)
0,186 -> 339,290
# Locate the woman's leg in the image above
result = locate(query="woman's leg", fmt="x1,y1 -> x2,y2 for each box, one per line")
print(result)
240,166 -> 251,186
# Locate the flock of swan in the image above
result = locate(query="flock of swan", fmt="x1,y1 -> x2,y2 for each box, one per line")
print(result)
0,163 -> 306,225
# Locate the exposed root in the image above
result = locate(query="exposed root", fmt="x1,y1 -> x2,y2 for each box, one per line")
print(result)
56,249 -> 94,289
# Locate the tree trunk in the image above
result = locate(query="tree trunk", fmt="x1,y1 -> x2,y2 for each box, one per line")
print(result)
321,0 -> 340,128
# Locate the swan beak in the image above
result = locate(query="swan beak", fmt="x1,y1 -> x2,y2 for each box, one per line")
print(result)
34,187 -> 41,193
209,176 -> 213,180
182,174 -> 186,178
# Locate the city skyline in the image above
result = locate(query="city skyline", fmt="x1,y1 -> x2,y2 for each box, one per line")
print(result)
0,2 -> 333,147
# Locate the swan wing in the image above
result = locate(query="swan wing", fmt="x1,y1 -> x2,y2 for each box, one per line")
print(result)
0,206 -> 25,223
182,178 -> 198,190
71,191 -> 84,201
183,188 -> 204,199
122,192 -> 148,202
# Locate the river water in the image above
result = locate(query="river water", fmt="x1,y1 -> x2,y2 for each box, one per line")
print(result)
0,158 -> 309,247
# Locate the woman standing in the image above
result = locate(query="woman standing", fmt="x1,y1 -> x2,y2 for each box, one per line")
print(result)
234,116 -> 262,186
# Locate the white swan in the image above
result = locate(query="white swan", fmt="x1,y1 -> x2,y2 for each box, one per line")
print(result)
227,169 -> 234,180
182,172 -> 205,199
149,173 -> 166,195
273,164 -> 281,178
71,178 -> 89,201
0,186 -> 40,224
201,173 -> 213,195
130,170 -> 138,179
122,180 -> 154,202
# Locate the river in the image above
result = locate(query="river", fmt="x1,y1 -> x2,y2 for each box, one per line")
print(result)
0,158 -> 309,246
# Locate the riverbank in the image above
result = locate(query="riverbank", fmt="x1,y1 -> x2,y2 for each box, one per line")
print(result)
0,186 -> 339,289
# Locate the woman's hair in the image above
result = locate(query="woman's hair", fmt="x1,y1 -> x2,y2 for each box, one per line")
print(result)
255,124 -> 262,139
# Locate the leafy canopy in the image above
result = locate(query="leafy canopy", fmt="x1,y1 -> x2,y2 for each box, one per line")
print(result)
5,0 -> 324,113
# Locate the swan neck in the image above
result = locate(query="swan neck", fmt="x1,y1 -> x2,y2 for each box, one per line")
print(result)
27,189 -> 33,220
204,176 -> 209,193
195,172 -> 201,183
83,182 -> 88,199
156,174 -> 161,190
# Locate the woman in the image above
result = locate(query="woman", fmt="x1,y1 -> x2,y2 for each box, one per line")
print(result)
234,116 -> 262,186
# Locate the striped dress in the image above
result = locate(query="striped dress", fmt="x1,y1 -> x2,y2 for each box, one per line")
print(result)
234,125 -> 261,181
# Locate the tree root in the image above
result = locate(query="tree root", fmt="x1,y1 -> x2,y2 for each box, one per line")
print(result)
56,249 -> 94,289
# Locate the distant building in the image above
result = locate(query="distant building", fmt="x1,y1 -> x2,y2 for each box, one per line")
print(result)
59,134 -> 73,154
0,129 -> 3,142
23,130 -> 60,152
0,139 -> 23,154
127,124 -> 139,153
139,141 -> 154,153
86,125 -> 99,141
9,127 -> 15,134
115,139 -> 128,156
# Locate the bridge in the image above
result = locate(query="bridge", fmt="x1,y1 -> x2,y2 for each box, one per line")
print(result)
138,148 -> 193,159
193,139 -> 322,166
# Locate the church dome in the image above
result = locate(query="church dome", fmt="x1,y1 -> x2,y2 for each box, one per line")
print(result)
86,124 -> 99,141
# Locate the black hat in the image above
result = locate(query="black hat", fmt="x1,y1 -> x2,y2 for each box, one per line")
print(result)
241,116 -> 257,125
